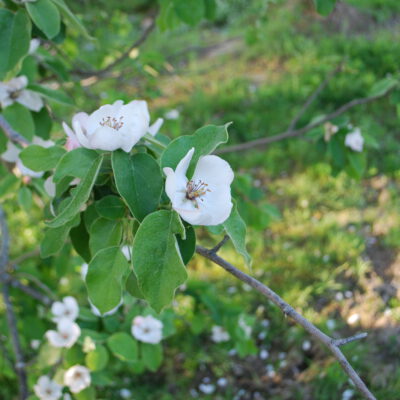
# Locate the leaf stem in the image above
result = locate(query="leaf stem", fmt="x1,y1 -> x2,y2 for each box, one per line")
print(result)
144,135 -> 167,150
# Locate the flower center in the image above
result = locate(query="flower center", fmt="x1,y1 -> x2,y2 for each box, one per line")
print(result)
9,90 -> 21,100
186,180 -> 211,207
99,116 -> 124,131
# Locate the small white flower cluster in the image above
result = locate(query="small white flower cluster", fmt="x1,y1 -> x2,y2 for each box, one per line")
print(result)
345,127 -> 364,152
45,297 -> 80,348
131,315 -> 163,344
211,325 -> 230,343
34,366 -> 91,400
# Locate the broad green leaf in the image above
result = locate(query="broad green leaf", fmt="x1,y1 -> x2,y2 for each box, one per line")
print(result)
161,124 -> 230,177
70,218 -> 91,262
174,0 -> 205,26
73,387 -> 95,400
126,272 -> 145,300
313,0 -> 337,16
26,0 -> 61,39
20,145 -> 66,172
17,186 -> 32,212
89,218 -> 123,255
176,224 -> 196,265
346,151 -> 366,180
33,108 -> 52,140
369,76 -> 398,97
84,203 -> 99,231
54,148 -> 99,183
37,343 -> 62,368
223,201 -> 251,266
41,213 -> 80,257
85,345 -> 109,371
132,210 -> 187,312
141,343 -> 163,372
0,174 -> 20,200
47,155 -> 103,228
112,151 -> 163,221
107,332 -> 138,362
2,104 -> 35,141
204,0 -> 217,20
86,246 -> 129,313
28,83 -> 74,106
51,0 -> 94,40
0,9 -> 31,79
95,195 -> 126,220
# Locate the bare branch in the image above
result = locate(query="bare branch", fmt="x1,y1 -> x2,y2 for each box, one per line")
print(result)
287,63 -> 343,131
73,15 -> 157,79
0,207 -> 28,400
196,245 -> 375,400
210,235 -> 230,254
333,332 -> 368,347
216,87 -> 392,155
0,114 -> 30,145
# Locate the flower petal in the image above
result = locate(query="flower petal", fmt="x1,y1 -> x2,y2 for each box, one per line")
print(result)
17,90 -> 43,112
148,117 -> 164,136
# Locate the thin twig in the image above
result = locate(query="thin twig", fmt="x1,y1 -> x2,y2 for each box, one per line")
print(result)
196,245 -> 375,400
287,63 -> 344,131
0,207 -> 29,400
73,16 -> 157,78
210,235 -> 230,254
333,332 -> 368,347
217,87 -> 393,155
0,115 -> 30,145
9,248 -> 40,267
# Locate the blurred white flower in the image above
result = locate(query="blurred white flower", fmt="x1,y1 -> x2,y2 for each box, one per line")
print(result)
265,364 -> 275,378
342,389 -> 355,400
228,348 -> 237,356
347,313 -> 360,325
326,319 -> 336,330
29,38 -> 40,54
131,315 -> 163,344
335,292 -> 344,301
198,383 -> 215,395
238,315 -> 252,338
82,336 -> 96,353
302,340 -> 311,351
163,147 -> 233,226
45,318 -> 81,348
164,109 -> 180,120
119,388 -> 132,399
278,352 -> 286,360
121,245 -> 131,261
30,339 -> 41,350
211,325 -> 230,343
64,365 -> 91,393
0,76 -> 43,111
62,100 -> 150,152
261,319 -> 270,328
258,331 -> 267,340
217,377 -> 228,387
51,296 -> 79,322
324,122 -> 339,142
34,376 -> 62,400
345,128 -> 364,152
63,394 -> 72,400
259,349 -> 269,360
345,290 -> 353,298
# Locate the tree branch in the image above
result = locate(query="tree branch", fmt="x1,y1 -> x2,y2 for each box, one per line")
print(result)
216,87 -> 392,155
73,15 -> 157,78
0,207 -> 28,400
0,115 -> 30,145
196,245 -> 375,400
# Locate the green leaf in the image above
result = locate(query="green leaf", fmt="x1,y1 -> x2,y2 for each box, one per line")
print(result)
173,0 -> 205,26
176,224 -> 196,265
54,148 -> 99,183
41,213 -> 80,257
86,246 -> 129,313
37,343 -> 62,368
73,387 -> 95,400
47,155 -> 103,228
85,345 -> 109,371
95,195 -> 126,220
20,145 -> 66,172
161,124 -> 230,177
125,272 -> 145,300
33,108 -> 52,140
51,0 -> 94,41
346,151 -> 366,179
26,0 -> 61,39
89,218 -> 123,255
223,201 -> 251,266
0,9 -> 31,79
204,0 -> 217,20
313,0 -> 337,16
28,83 -> 74,106
369,76 -> 398,97
17,186 -> 32,212
141,343 -> 163,372
107,332 -> 138,362
2,104 -> 35,141
112,151 -> 163,221
132,210 -> 188,312
70,217 -> 91,262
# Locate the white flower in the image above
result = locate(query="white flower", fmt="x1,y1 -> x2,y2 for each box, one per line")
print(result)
45,318 -> 81,348
326,319 -> 336,330
342,389 -> 355,400
345,128 -> 364,152
211,325 -> 230,343
238,315 -> 252,338
131,315 -> 163,344
30,339 -> 41,350
0,76 -> 43,111
121,245 -> 131,261
33,376 -> 62,400
347,313 -> 360,325
259,349 -> 269,360
217,377 -> 227,387
148,117 -> 164,136
119,388 -> 132,399
302,340 -> 311,351
62,100 -> 150,152
64,365 -> 91,393
198,384 -> 215,395
164,109 -> 180,120
29,38 -> 40,54
51,296 -> 79,322
163,148 -> 234,226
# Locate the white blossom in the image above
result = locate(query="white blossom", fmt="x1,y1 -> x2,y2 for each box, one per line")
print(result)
211,325 -> 230,343
33,376 -> 62,400
217,377 -> 228,387
163,147 -> 234,226
0,76 -> 43,111
30,339 -> 41,350
238,315 -> 252,338
131,315 -> 163,344
259,349 -> 269,360
64,365 -> 91,393
198,383 -> 215,395
302,340 -> 311,351
164,109 -> 180,120
45,318 -> 81,348
62,100 -> 150,152
148,117 -> 164,136
347,313 -> 360,325
345,128 -> 364,152
119,388 -> 132,399
51,296 -> 79,322
342,389 -> 355,400
29,38 -> 40,54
